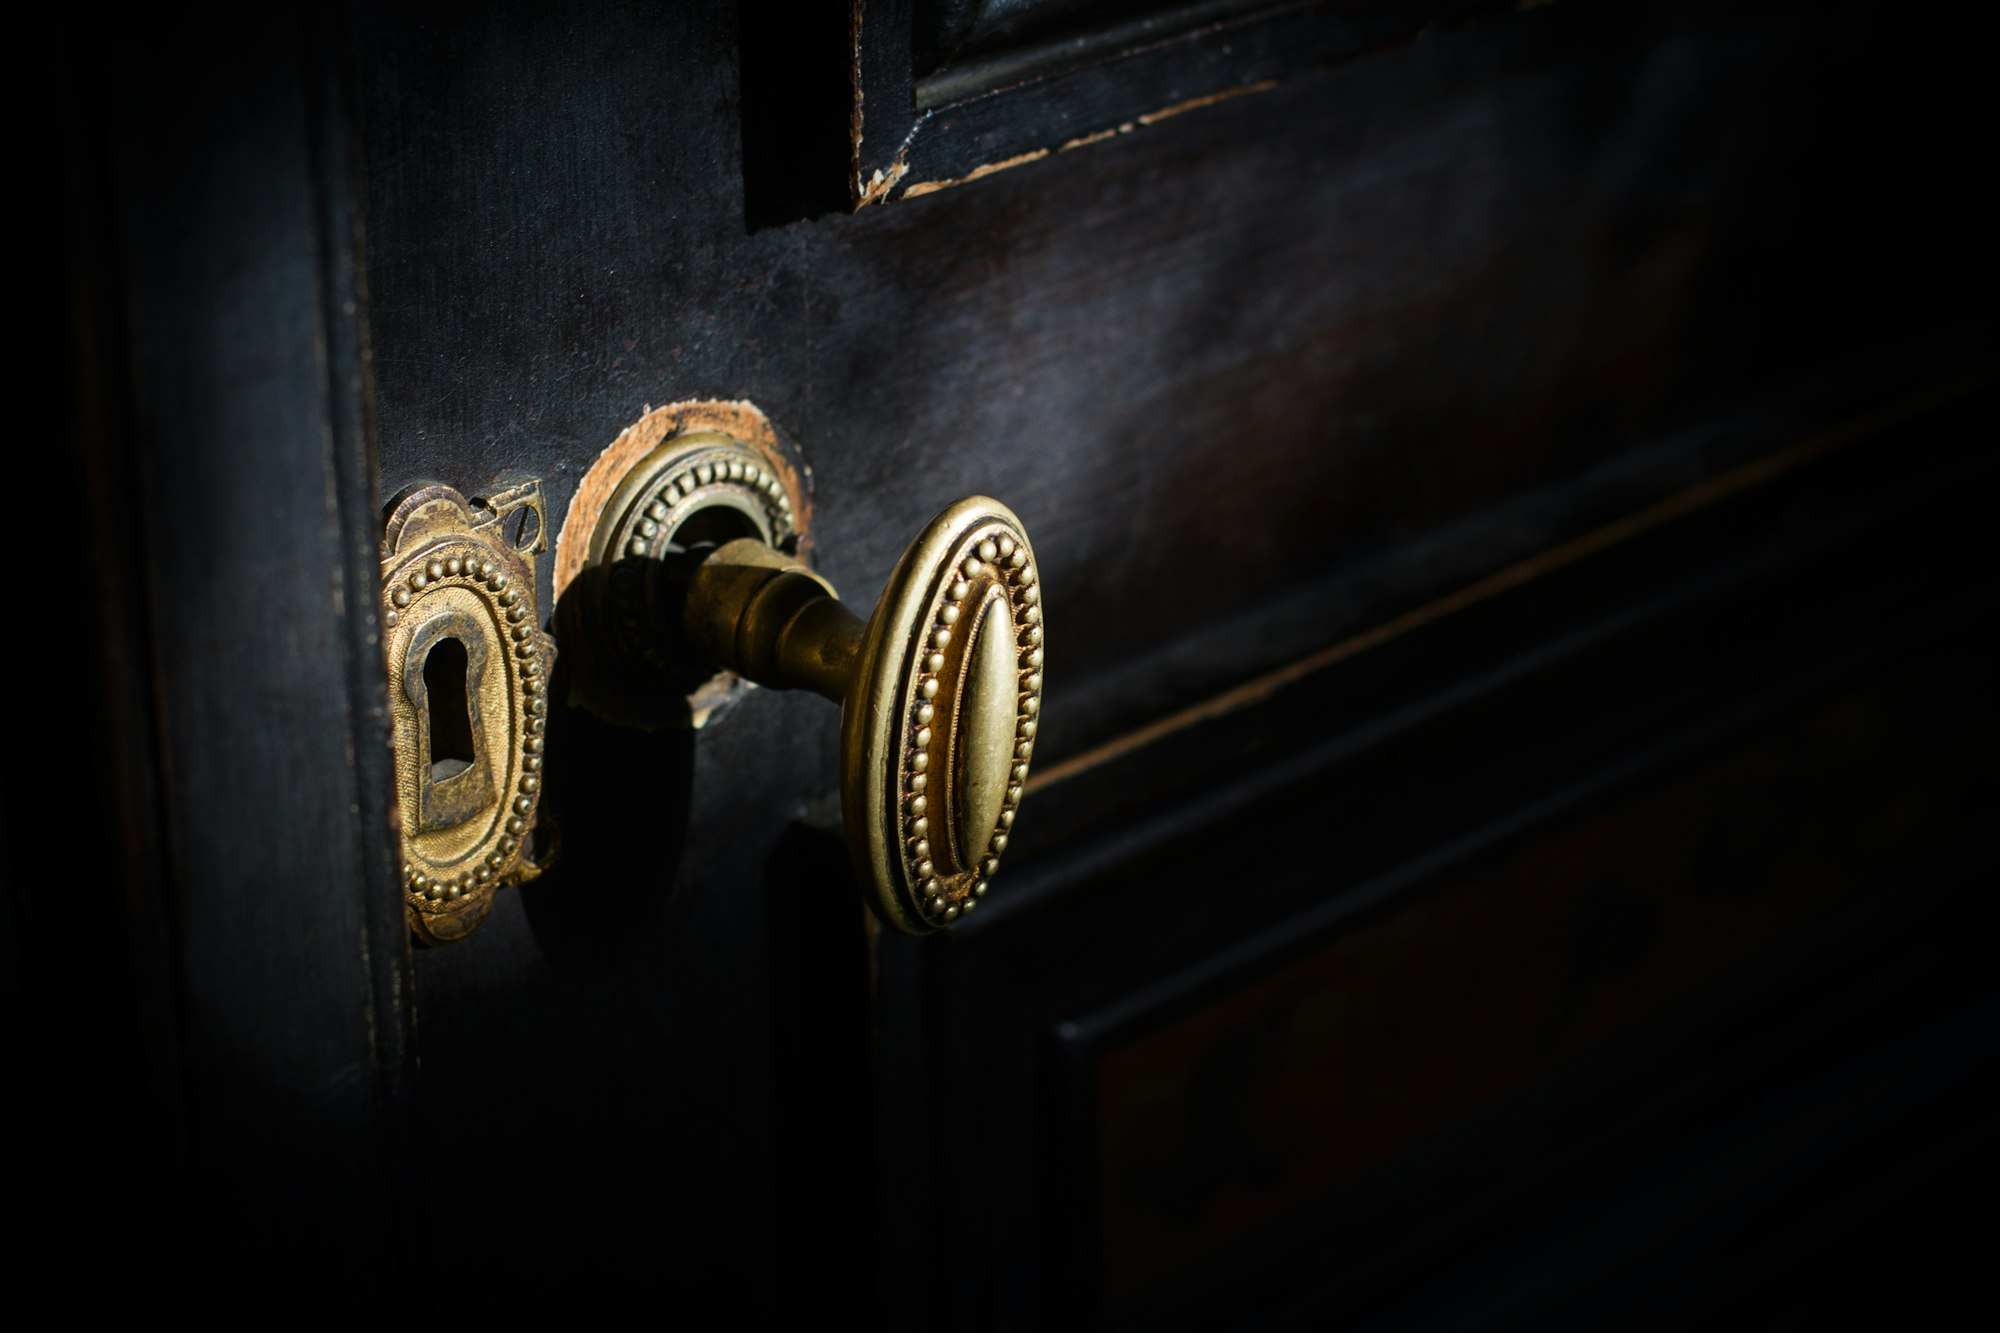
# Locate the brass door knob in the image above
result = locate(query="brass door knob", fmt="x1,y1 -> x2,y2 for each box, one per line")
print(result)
563,419 -> 1043,933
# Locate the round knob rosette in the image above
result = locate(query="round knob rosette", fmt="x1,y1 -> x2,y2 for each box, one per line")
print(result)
842,498 -> 1043,932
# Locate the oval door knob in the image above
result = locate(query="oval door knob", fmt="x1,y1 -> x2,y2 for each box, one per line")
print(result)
562,419 -> 1045,934
679,498 -> 1044,932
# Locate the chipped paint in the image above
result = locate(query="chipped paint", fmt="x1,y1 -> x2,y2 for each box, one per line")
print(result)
848,0 -> 866,196
849,0 -> 927,208
857,151 -> 912,206
1135,78 -> 1279,125
1058,126 -> 1127,151
893,78 -> 1282,202
901,148 -> 1051,199
857,112 -> 929,206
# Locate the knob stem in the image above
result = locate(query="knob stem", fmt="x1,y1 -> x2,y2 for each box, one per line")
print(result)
681,537 -> 863,704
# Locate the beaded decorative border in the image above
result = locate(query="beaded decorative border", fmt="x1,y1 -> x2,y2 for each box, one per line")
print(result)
893,521 -> 1043,927
607,437 -> 795,561
380,483 -> 555,944
599,436 -> 797,676
389,546 -> 551,907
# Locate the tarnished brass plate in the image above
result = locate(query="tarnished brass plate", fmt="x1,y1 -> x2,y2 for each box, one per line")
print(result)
556,405 -> 811,728
381,481 -> 556,944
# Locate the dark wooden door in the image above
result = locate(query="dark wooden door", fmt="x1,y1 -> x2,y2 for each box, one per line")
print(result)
26,2 -> 1997,1326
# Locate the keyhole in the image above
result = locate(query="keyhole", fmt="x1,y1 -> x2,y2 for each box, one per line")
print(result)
424,636 -> 477,781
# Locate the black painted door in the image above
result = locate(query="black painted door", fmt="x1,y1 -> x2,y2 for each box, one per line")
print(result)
29,2 -> 1997,1326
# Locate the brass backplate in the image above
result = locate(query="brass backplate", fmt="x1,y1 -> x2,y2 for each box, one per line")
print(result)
381,481 -> 556,944
554,403 -> 811,728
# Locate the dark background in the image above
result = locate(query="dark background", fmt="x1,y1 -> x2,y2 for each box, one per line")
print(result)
17,2 -> 1996,1325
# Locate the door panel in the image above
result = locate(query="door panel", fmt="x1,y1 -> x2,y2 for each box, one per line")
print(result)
903,396 -> 1997,1325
